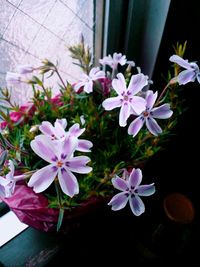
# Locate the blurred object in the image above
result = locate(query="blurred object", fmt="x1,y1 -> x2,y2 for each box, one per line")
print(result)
163,192 -> 195,224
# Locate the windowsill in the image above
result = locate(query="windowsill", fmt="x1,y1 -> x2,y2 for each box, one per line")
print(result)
0,211 -> 28,247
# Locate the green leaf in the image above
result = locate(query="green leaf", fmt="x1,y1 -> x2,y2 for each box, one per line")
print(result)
56,208 -> 65,232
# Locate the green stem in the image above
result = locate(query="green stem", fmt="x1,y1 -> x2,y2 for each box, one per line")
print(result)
155,82 -> 171,105
55,68 -> 67,89
55,180 -> 62,208
41,84 -> 51,103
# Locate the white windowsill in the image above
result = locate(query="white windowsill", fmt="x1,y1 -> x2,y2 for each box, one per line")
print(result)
0,211 -> 28,247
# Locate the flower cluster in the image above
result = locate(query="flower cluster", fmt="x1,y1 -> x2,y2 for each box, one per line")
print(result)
0,39 -> 197,230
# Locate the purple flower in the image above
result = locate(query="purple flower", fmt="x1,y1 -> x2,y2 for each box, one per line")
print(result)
68,123 -> 93,152
108,168 -> 155,216
0,160 -> 25,198
28,135 -> 92,197
99,53 -> 128,69
6,72 -> 24,86
39,119 -> 67,140
102,73 -> 147,127
39,119 -> 93,152
17,64 -> 35,74
169,55 -> 200,85
74,67 -> 105,93
128,90 -> 173,137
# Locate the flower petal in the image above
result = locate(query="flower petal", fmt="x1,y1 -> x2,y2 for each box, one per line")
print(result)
146,90 -> 158,110
6,160 -> 15,180
58,168 -> 79,197
69,123 -> 85,137
39,121 -> 54,136
84,81 -> 93,93
130,96 -> 146,114
128,74 -> 148,95
55,118 -> 67,129
31,136 -> 58,163
111,73 -> 126,95
129,194 -> 145,216
74,81 -> 85,92
177,70 -> 196,85
66,156 -> 92,173
136,183 -> 155,196
77,139 -> 93,152
108,192 -> 129,211
28,165 -> 57,193
102,96 -> 122,110
119,103 -> 130,127
61,136 -> 78,159
151,104 -> 173,119
111,177 -> 129,191
146,117 -> 162,136
169,55 -> 192,69
129,168 -> 142,188
128,116 -> 144,137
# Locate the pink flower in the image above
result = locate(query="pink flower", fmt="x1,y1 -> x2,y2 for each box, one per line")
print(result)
99,53 -> 128,69
28,135 -> 92,197
0,121 -> 8,130
0,160 -> 25,198
102,73 -> 147,127
73,67 -> 105,93
108,168 -> 155,216
128,90 -> 173,137
51,94 -> 63,106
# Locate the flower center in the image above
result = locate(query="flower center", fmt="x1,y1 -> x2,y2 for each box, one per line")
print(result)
57,160 -> 63,168
123,95 -> 129,101
143,111 -> 149,117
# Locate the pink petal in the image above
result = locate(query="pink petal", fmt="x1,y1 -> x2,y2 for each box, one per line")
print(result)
128,116 -> 144,137
84,81 -> 93,93
55,118 -> 67,129
74,81 -> 85,92
112,73 -> 127,95
39,121 -> 54,136
112,177 -> 128,191
129,168 -> 142,188
108,192 -> 129,211
130,96 -> 146,114
28,165 -> 57,193
129,195 -> 145,216
151,104 -> 173,119
61,136 -> 77,159
178,70 -> 196,85
7,160 -> 15,179
58,168 -> 79,197
69,123 -> 85,137
136,184 -> 155,196
127,74 -> 148,95
66,156 -> 92,173
169,55 -> 192,69
119,103 -> 130,127
77,139 -> 93,152
31,136 -> 58,163
89,67 -> 100,77
146,117 -> 162,136
102,96 -> 122,110
146,90 -> 158,110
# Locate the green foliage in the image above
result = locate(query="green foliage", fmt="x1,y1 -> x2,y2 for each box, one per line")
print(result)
0,39 -> 187,214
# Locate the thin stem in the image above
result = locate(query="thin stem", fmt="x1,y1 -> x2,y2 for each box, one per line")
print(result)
155,82 -> 171,105
41,84 -> 51,103
55,68 -> 67,89
55,180 -> 62,208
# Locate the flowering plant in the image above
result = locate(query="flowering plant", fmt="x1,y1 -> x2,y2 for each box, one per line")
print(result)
0,39 -> 197,231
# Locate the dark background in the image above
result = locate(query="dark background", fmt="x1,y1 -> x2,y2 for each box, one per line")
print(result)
47,2 -> 200,266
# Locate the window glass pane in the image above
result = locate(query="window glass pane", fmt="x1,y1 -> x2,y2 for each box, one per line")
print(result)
0,0 -> 94,104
